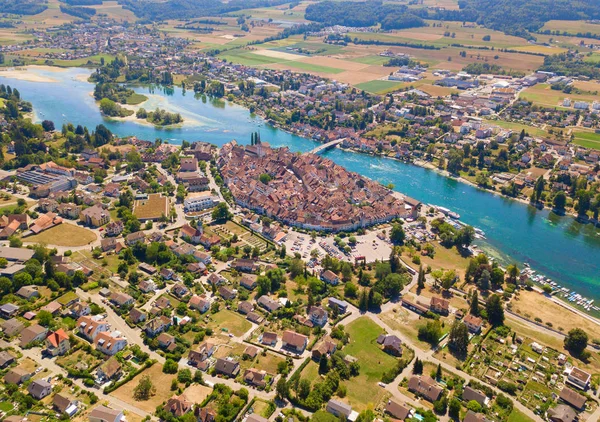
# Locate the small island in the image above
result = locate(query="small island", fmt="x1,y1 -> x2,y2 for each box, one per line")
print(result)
99,97 -> 133,118
136,107 -> 183,126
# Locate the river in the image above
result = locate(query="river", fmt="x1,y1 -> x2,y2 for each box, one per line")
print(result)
1,66 -> 599,303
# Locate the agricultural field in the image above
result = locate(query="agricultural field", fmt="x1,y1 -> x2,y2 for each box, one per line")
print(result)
24,224 -> 97,247
520,82 -> 600,109
573,131 -> 600,150
541,20 -> 600,36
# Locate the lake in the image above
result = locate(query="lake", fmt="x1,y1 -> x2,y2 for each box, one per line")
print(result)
1,66 -> 599,302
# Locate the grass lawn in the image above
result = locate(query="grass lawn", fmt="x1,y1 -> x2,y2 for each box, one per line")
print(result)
507,408 -> 535,422
25,224 -> 97,247
349,55 -> 390,65
206,309 -> 252,337
219,50 -> 286,66
354,80 -> 406,94
484,119 -> 549,138
57,291 -> 79,306
111,364 -> 176,413
380,308 -> 432,351
253,352 -> 285,374
285,61 -> 344,74
0,403 -> 12,412
56,349 -> 102,371
573,130 -> 600,151
342,317 -> 398,410
126,93 -> 148,105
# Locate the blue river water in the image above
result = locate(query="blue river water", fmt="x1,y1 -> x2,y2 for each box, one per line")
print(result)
1,67 -> 599,300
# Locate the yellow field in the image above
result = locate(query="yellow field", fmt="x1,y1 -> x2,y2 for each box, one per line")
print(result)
25,224 -> 97,247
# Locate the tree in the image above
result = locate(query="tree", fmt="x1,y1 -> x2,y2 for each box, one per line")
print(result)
448,321 -> 469,357
485,294 -> 504,327
553,191 -> 567,212
41,120 -> 55,132
417,265 -> 425,290
163,359 -> 178,374
470,290 -> 479,316
276,377 -> 288,400
133,375 -> 155,400
37,310 -> 54,328
564,328 -> 589,357
455,226 -> 475,248
211,202 -> 232,222
389,223 -> 405,245
448,397 -> 461,419
413,357 -> 423,374
435,364 -> 442,380
289,258 -> 305,279
319,355 -> 329,374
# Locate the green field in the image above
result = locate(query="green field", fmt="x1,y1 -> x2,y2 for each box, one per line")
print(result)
349,55 -> 390,65
219,50 -> 285,66
126,92 -> 148,105
484,119 -> 550,138
355,80 -> 405,94
342,317 -> 398,410
286,61 -> 344,74
573,131 -> 600,150
274,42 -> 346,56
206,310 -> 251,337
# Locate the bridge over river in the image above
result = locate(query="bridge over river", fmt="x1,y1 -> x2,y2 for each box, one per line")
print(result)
309,138 -> 344,154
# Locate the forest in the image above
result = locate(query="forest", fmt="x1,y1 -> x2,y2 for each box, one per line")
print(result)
538,52 -> 600,79
304,1 -> 426,30
59,4 -> 96,19
116,0 -> 289,20
456,0 -> 600,39
0,0 -> 48,15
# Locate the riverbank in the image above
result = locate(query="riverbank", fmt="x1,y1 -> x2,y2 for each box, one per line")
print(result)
0,65 -> 65,83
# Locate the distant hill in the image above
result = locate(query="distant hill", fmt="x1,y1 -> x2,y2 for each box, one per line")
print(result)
0,0 -> 48,15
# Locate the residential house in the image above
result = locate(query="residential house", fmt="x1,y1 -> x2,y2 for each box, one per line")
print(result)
188,341 -> 215,369
244,368 -> 269,388
328,298 -> 348,313
463,411 -> 490,422
16,286 -> 39,300
257,295 -> 281,313
308,306 -> 328,327
219,286 -> 237,300
138,279 -> 157,293
45,329 -> 70,356
94,332 -> 127,355
260,332 -> 278,346
97,357 -> 122,382
171,283 -> 189,298
385,399 -> 410,421
559,386 -> 586,411
105,221 -> 124,236
89,405 -> 123,422
377,334 -> 403,357
28,379 -> 52,399
326,400 -> 356,421
464,314 -> 483,334
4,368 -> 30,385
408,376 -> 443,402
189,295 -> 210,313
282,330 -> 308,354
164,394 -> 193,417
19,324 -> 48,346
144,315 -> 172,337
463,386 -> 489,407
321,270 -> 339,285
109,292 -> 134,307
312,339 -> 337,361
129,308 -> 147,324
207,273 -> 226,286
157,333 -> 176,350
69,302 -> 91,318
232,258 -> 259,273
42,300 -> 63,315
0,303 -> 20,318
53,394 -> 78,416
0,350 -> 15,368
567,367 -> 591,390
215,358 -> 240,377
240,275 -> 257,290
125,231 -> 146,246
2,318 -> 24,337
195,408 -> 216,422
237,301 -> 254,315
430,297 -> 449,315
